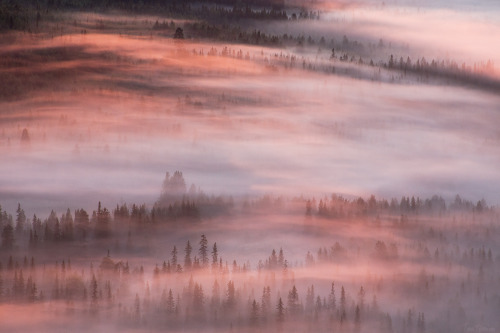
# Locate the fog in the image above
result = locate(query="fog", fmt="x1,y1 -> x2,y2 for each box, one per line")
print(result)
1,15 -> 499,213
1,1 -> 499,332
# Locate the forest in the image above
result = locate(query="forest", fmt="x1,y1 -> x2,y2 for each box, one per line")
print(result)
1,0 -> 499,332
1,171 -> 499,332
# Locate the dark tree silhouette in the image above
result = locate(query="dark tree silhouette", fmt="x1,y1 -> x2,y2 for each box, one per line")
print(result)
211,242 -> 218,270
199,234 -> 208,268
94,202 -> 111,238
171,245 -> 178,268
15,203 -> 26,234
287,285 -> 300,315
184,241 -> 192,270
277,297 -> 285,322
225,280 -> 235,310
174,27 -> 184,39
328,282 -> 336,311
250,299 -> 259,326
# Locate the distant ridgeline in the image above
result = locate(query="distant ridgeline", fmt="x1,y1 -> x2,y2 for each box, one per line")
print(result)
44,0 -> 286,9
0,0 -> 288,31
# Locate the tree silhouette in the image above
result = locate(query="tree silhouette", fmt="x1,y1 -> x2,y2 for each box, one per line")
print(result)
167,289 -> 175,314
184,241 -> 192,270
90,273 -> 98,314
174,27 -> 184,39
193,282 -> 205,316
340,286 -> 347,324
211,242 -> 218,270
199,234 -> 208,268
15,203 -> 26,234
21,128 -> 30,143
250,299 -> 259,326
328,282 -> 336,311
171,245 -> 178,268
287,285 -> 300,315
94,202 -> 111,238
276,297 -> 285,322
225,280 -> 236,310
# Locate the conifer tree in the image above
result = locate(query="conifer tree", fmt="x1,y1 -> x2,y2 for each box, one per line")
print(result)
184,241 -> 192,270
277,297 -> 285,322
199,234 -> 208,268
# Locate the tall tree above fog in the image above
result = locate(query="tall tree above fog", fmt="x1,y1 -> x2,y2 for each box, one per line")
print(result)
94,202 -> 111,239
199,234 -> 208,268
15,203 -> 26,234
211,242 -> 218,270
75,209 -> 90,241
184,240 -> 192,270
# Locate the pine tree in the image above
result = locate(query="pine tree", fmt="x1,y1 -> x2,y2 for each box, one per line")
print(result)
355,305 -> 361,331
90,274 -> 98,312
193,283 -> 205,315
211,279 -> 220,308
287,285 -> 300,315
225,280 -> 235,310
278,248 -> 284,266
250,299 -> 259,326
306,285 -> 315,314
171,245 -> 178,268
199,235 -> 208,268
184,241 -> 192,270
276,297 -> 285,322
167,289 -> 175,314
15,203 -> 26,234
328,282 -> 336,311
211,242 -> 218,270
95,202 -> 111,238
340,286 -> 347,323
261,286 -> 271,319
